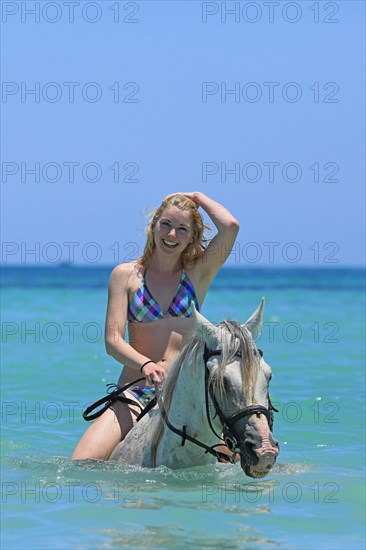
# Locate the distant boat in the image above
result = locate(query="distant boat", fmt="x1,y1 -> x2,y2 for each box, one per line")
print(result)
57,261 -> 74,268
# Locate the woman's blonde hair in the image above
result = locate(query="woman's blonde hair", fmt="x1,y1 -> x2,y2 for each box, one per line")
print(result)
138,194 -> 210,269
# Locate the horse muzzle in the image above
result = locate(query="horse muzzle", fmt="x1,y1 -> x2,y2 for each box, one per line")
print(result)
240,428 -> 280,478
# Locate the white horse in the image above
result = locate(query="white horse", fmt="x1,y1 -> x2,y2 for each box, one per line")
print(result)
110,299 -> 280,478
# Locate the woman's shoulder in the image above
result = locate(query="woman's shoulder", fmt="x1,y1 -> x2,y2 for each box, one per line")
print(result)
108,261 -> 143,288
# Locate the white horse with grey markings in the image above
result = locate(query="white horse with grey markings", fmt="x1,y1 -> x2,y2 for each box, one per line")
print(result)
109,298 -> 280,478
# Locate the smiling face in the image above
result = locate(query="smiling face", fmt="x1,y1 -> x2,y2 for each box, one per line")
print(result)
138,194 -> 207,269
154,206 -> 194,257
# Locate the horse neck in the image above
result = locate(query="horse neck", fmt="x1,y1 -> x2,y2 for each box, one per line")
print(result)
166,349 -> 222,444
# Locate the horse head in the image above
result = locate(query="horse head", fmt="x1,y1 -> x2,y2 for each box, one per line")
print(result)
193,298 -> 280,478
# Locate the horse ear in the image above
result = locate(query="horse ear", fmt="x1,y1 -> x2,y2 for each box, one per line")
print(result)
242,297 -> 265,340
191,302 -> 218,345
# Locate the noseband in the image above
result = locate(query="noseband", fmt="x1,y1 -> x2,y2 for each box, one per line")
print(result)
159,343 -> 278,463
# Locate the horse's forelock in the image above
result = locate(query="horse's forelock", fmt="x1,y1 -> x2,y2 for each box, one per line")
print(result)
210,321 -> 259,401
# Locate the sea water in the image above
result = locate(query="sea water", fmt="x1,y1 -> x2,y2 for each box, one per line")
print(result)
1,266 -> 365,550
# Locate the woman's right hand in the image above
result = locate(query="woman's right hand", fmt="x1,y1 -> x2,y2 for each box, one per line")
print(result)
141,362 -> 167,386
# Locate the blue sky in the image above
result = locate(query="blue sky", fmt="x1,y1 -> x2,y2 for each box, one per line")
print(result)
1,0 -> 365,267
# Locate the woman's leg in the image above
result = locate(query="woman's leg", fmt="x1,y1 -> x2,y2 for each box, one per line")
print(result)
71,396 -> 141,460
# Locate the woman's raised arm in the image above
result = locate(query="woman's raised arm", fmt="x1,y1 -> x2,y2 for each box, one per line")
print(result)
167,192 -> 240,282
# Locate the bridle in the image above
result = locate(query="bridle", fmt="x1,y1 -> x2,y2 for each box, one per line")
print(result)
159,344 -> 278,463
203,345 -> 277,455
83,343 -> 278,464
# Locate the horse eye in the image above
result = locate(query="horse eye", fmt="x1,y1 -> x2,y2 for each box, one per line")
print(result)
257,349 -> 263,357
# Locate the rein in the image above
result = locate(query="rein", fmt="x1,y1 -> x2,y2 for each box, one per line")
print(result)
83,377 -> 157,422
158,396 -> 232,462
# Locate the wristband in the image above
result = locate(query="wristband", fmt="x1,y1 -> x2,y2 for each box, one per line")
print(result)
140,360 -> 155,373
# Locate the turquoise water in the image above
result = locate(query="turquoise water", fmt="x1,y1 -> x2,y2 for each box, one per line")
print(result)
1,267 -> 365,550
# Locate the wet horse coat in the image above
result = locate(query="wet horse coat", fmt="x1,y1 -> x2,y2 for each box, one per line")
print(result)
110,299 -> 279,478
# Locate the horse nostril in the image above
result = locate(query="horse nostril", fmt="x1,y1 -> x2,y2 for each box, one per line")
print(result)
243,439 -> 259,463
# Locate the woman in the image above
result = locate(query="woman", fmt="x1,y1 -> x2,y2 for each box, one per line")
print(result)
72,192 -> 239,460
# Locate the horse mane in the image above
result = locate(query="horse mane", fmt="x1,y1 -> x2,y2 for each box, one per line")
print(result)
150,320 -> 259,466
150,337 -> 201,465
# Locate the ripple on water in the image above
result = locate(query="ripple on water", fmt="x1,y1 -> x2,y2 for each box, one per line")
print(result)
98,524 -> 279,550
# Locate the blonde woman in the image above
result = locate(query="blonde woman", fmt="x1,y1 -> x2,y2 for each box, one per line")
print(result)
72,192 -> 239,460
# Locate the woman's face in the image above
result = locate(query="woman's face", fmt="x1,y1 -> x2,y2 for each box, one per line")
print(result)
154,206 -> 194,256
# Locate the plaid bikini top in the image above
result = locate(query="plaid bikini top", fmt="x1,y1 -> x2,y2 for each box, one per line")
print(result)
128,269 -> 200,323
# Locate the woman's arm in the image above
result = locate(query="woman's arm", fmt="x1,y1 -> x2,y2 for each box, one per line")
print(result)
174,192 -> 240,282
104,264 -> 166,384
